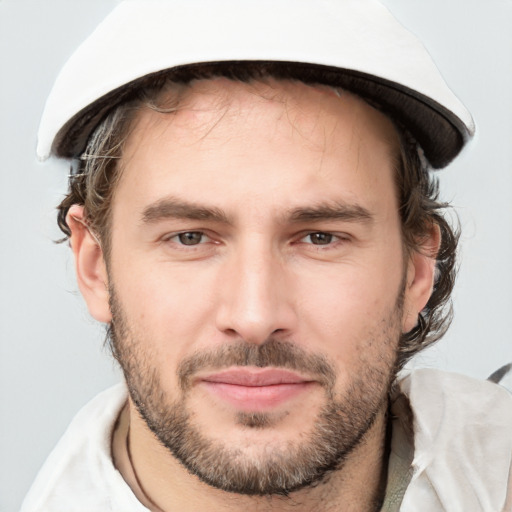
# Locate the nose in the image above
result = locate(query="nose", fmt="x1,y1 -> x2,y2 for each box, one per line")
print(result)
215,238 -> 297,345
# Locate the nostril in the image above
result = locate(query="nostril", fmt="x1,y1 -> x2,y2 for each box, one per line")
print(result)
224,328 -> 239,337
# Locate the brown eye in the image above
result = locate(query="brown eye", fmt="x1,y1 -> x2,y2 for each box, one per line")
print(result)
177,232 -> 205,245
307,232 -> 334,245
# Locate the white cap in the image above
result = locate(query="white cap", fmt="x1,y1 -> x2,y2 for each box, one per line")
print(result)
37,0 -> 475,168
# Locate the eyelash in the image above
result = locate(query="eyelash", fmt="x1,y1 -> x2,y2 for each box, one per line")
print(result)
163,231 -> 214,246
162,230 -> 348,249
298,232 -> 346,246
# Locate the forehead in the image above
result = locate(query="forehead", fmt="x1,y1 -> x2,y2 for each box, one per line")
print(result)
128,78 -> 399,149
117,78 -> 400,218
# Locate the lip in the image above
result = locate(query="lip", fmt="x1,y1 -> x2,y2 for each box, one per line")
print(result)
198,368 -> 315,411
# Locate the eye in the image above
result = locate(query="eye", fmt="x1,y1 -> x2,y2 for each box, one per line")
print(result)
168,231 -> 210,246
301,232 -> 338,245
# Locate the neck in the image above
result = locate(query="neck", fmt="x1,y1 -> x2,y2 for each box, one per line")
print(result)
113,400 -> 390,512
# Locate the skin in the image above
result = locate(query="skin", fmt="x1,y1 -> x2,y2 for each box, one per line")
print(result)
67,79 -> 438,511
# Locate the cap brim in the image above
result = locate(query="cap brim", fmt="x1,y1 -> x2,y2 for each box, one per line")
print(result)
53,61 -> 469,169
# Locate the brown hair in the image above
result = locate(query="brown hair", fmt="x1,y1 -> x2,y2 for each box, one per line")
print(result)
56,63 -> 458,368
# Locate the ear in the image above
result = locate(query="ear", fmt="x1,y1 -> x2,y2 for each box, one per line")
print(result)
67,205 -> 112,323
402,224 -> 441,333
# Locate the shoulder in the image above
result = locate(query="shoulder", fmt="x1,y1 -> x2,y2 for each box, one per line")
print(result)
21,383 -> 147,512
397,369 -> 512,511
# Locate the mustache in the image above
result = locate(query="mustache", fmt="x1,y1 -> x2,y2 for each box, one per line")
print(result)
178,339 -> 336,391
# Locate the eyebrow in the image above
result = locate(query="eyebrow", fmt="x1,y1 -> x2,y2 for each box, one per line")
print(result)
286,202 -> 374,224
141,197 -> 231,224
141,197 -> 373,226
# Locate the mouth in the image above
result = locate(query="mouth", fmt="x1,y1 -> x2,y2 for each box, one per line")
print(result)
198,367 -> 316,412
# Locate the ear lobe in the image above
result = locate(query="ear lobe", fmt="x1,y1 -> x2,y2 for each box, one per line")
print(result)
402,224 -> 441,333
67,205 -> 112,323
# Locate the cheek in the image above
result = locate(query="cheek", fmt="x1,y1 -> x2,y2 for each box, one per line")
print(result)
110,262 -> 213,362
295,258 -> 404,360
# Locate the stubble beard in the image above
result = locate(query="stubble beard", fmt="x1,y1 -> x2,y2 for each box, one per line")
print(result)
108,287 -> 403,496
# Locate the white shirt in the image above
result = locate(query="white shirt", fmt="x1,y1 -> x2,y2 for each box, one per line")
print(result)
21,369 -> 512,512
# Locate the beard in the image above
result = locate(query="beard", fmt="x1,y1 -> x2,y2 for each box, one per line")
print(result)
108,287 -> 402,496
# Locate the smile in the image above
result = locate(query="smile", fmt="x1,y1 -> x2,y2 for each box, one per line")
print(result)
198,368 -> 316,412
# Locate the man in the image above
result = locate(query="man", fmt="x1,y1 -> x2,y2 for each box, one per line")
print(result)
22,0 -> 512,510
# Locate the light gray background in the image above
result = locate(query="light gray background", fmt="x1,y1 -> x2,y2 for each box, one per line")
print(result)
1,1 -> 511,510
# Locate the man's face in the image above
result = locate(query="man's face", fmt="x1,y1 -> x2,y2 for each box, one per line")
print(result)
95,79 -> 422,494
